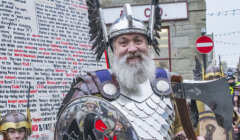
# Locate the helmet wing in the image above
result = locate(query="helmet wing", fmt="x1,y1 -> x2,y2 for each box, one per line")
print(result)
86,0 -> 109,60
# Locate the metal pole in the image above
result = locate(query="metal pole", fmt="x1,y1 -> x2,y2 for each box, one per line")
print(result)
201,28 -> 207,70
203,54 -> 206,70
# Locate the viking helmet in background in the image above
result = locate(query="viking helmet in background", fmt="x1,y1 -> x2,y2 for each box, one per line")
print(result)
0,83 -> 32,140
0,110 -> 32,140
204,66 -> 224,80
86,0 -> 161,60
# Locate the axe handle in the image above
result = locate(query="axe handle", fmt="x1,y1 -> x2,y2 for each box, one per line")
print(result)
175,98 -> 197,140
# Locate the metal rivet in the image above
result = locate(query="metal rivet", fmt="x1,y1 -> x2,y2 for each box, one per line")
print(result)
103,83 -> 117,95
156,80 -> 170,92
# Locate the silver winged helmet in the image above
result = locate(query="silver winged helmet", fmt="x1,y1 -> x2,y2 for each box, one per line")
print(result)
86,0 -> 161,60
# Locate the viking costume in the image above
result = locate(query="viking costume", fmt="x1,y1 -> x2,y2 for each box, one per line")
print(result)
0,111 -> 32,140
55,0 -> 233,140
56,68 -> 185,140
55,0 -> 186,139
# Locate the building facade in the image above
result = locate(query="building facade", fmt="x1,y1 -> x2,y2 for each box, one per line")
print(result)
102,0 -> 207,79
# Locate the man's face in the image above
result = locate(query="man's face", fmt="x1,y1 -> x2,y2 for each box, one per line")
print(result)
206,75 -> 221,80
86,103 -> 96,111
228,79 -> 235,84
7,128 -> 26,140
112,33 -> 156,91
113,33 -> 148,65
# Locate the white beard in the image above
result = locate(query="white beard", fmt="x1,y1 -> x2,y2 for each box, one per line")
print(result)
113,52 -> 155,92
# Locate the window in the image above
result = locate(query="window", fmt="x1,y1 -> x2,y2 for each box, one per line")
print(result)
150,27 -> 171,71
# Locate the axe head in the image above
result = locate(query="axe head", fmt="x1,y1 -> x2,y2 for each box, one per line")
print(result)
172,77 -> 233,131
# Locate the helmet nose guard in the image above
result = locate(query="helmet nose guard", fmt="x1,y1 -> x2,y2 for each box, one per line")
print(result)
108,4 -> 148,39
109,17 -> 148,39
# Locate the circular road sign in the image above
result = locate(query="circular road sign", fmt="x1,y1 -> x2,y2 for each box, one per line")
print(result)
195,36 -> 214,54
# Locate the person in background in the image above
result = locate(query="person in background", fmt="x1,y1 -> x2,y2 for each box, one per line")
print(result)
226,71 -> 240,139
227,71 -> 240,102
0,110 -> 32,140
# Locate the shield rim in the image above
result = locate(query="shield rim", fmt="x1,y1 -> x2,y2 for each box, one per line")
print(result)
54,95 -> 137,140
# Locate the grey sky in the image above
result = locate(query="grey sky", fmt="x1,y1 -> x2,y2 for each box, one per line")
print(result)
205,0 -> 240,67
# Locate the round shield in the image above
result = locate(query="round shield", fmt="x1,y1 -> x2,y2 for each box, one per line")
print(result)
198,112 -> 228,140
55,96 -> 139,140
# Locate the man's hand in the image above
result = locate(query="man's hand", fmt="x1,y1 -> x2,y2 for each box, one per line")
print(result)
172,135 -> 206,140
234,106 -> 238,112
195,136 -> 206,140
185,136 -> 205,140
196,136 -> 206,140
233,127 -> 239,134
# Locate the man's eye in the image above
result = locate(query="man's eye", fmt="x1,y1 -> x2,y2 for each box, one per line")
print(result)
120,41 -> 127,45
215,75 -> 221,79
208,76 -> 214,80
8,131 -> 15,134
135,39 -> 142,44
19,130 -> 26,133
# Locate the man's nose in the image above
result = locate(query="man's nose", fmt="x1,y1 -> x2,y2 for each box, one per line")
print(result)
128,42 -> 137,53
15,132 -> 20,137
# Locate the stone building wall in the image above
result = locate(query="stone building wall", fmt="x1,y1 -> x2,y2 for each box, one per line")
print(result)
101,0 -> 207,80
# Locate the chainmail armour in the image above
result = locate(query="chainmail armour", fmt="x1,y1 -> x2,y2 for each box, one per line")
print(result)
110,80 -> 175,140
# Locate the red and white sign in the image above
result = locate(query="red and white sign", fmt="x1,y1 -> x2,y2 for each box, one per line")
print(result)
103,2 -> 188,24
195,36 -> 214,54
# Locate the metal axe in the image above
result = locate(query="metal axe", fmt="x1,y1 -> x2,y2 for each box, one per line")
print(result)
172,77 -> 233,139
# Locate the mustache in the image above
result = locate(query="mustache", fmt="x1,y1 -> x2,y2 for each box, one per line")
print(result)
128,52 -> 142,58
120,52 -> 144,62
113,51 -> 155,91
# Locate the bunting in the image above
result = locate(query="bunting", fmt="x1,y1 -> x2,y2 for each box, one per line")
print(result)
206,9 -> 240,16
213,31 -> 240,37
215,41 -> 240,46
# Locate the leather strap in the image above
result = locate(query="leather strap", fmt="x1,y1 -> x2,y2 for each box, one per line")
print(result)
88,70 -> 120,101
74,74 -> 99,94
151,68 -> 172,96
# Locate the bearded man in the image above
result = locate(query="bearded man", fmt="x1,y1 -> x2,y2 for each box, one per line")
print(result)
55,1 -> 205,140
56,33 -> 206,139
112,33 -> 155,93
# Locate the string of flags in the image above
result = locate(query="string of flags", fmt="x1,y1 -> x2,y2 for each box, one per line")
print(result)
206,9 -> 240,16
215,41 -> 240,46
224,62 -> 239,67
219,53 -> 240,57
213,31 -> 240,37
221,60 -> 239,65
218,57 -> 239,66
